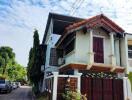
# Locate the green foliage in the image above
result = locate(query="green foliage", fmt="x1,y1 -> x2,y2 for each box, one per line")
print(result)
62,90 -> 87,100
27,29 -> 42,94
36,91 -> 50,100
0,46 -> 15,75
0,46 -> 27,81
128,72 -> 132,91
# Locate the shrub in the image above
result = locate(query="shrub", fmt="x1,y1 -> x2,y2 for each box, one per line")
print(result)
62,90 -> 87,100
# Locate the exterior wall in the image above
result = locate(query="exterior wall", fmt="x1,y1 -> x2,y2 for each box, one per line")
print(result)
75,30 -> 90,64
44,19 -> 59,72
57,77 -> 77,100
121,34 -> 132,73
126,34 -> 132,73
65,51 -> 76,64
65,27 -> 122,66
42,19 -> 59,92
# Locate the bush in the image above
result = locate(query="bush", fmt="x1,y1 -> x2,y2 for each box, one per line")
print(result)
36,91 -> 50,100
128,72 -> 132,91
62,90 -> 87,100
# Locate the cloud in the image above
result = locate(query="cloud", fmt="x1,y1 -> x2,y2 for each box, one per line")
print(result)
0,0 -> 132,66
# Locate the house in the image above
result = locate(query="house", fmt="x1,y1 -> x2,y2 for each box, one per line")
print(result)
41,13 -> 132,100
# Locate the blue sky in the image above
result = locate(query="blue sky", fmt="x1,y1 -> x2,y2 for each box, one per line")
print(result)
0,0 -> 132,66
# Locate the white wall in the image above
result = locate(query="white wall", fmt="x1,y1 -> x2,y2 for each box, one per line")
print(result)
65,51 -> 76,64
73,28 -> 114,65
123,77 -> 132,100
75,30 -> 90,64
125,34 -> 132,73
44,19 -> 60,72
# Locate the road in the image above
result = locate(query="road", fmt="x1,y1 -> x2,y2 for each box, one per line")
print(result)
0,86 -> 33,100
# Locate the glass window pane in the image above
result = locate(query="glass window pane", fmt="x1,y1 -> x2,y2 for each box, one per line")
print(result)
128,52 -> 132,58
128,45 -> 132,50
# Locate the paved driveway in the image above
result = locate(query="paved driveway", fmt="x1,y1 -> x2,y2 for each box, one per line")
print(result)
0,86 -> 33,100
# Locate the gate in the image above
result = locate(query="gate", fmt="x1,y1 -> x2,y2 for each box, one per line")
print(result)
81,77 -> 124,100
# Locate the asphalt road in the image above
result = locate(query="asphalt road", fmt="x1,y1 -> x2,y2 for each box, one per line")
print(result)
0,86 -> 33,100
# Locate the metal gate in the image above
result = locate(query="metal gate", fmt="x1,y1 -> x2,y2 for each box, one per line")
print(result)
81,77 -> 124,100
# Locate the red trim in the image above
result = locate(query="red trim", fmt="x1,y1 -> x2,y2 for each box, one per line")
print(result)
56,14 -> 124,47
59,63 -> 125,73
66,14 -> 124,33
59,64 -> 87,73
113,68 -> 125,73
90,66 -> 111,72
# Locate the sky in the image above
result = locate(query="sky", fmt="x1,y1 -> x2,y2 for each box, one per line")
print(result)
0,0 -> 132,66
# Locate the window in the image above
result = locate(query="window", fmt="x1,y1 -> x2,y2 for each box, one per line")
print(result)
49,48 -> 63,66
128,45 -> 132,58
65,39 -> 75,55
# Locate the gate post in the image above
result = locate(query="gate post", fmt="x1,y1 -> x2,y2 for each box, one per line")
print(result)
123,77 -> 132,100
52,72 -> 58,100
76,73 -> 82,93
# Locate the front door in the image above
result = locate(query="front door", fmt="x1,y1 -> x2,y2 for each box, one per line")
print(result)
93,37 -> 104,63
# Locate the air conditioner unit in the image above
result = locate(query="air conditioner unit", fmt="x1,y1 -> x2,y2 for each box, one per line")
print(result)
58,58 -> 65,65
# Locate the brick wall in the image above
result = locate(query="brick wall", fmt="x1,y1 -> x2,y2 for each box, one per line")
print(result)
57,77 -> 77,100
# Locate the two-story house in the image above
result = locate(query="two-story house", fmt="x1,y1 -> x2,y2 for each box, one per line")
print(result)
41,13 -> 132,100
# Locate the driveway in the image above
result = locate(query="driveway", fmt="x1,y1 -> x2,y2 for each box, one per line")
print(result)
0,86 -> 33,100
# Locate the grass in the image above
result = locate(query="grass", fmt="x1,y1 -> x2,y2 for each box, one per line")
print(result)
128,72 -> 132,91
37,96 -> 48,100
36,91 -> 49,100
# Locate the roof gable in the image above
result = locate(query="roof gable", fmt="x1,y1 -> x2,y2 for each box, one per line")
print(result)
66,14 -> 124,33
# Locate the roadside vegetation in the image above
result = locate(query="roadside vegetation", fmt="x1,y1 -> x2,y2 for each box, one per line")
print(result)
27,29 -> 44,96
128,72 -> 132,91
0,46 -> 27,83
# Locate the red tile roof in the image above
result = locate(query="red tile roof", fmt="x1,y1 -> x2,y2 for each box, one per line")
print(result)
56,14 -> 125,47
65,14 -> 124,33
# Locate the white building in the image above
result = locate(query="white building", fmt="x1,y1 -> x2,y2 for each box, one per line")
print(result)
41,13 -> 132,100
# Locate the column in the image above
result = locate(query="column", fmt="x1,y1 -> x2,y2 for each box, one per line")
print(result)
76,73 -> 82,93
52,72 -> 58,100
124,35 -> 129,74
109,32 -> 116,66
123,77 -> 132,100
88,29 -> 94,64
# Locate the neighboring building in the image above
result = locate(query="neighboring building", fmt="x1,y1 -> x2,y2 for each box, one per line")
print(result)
41,13 -> 132,100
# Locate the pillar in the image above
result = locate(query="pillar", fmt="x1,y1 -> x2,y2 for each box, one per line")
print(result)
88,29 -> 94,64
76,73 -> 82,93
109,32 -> 116,66
52,72 -> 58,100
123,77 -> 132,100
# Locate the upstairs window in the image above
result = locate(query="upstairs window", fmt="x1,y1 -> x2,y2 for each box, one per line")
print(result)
128,40 -> 132,59
63,33 -> 75,55
65,39 -> 75,55
49,48 -> 63,66
128,45 -> 132,58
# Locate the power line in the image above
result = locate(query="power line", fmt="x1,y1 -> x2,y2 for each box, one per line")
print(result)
69,0 -> 80,15
71,0 -> 85,16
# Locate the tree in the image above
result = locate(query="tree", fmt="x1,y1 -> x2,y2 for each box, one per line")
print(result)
27,29 -> 42,94
0,46 -> 26,81
128,72 -> 132,91
0,46 -> 15,75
